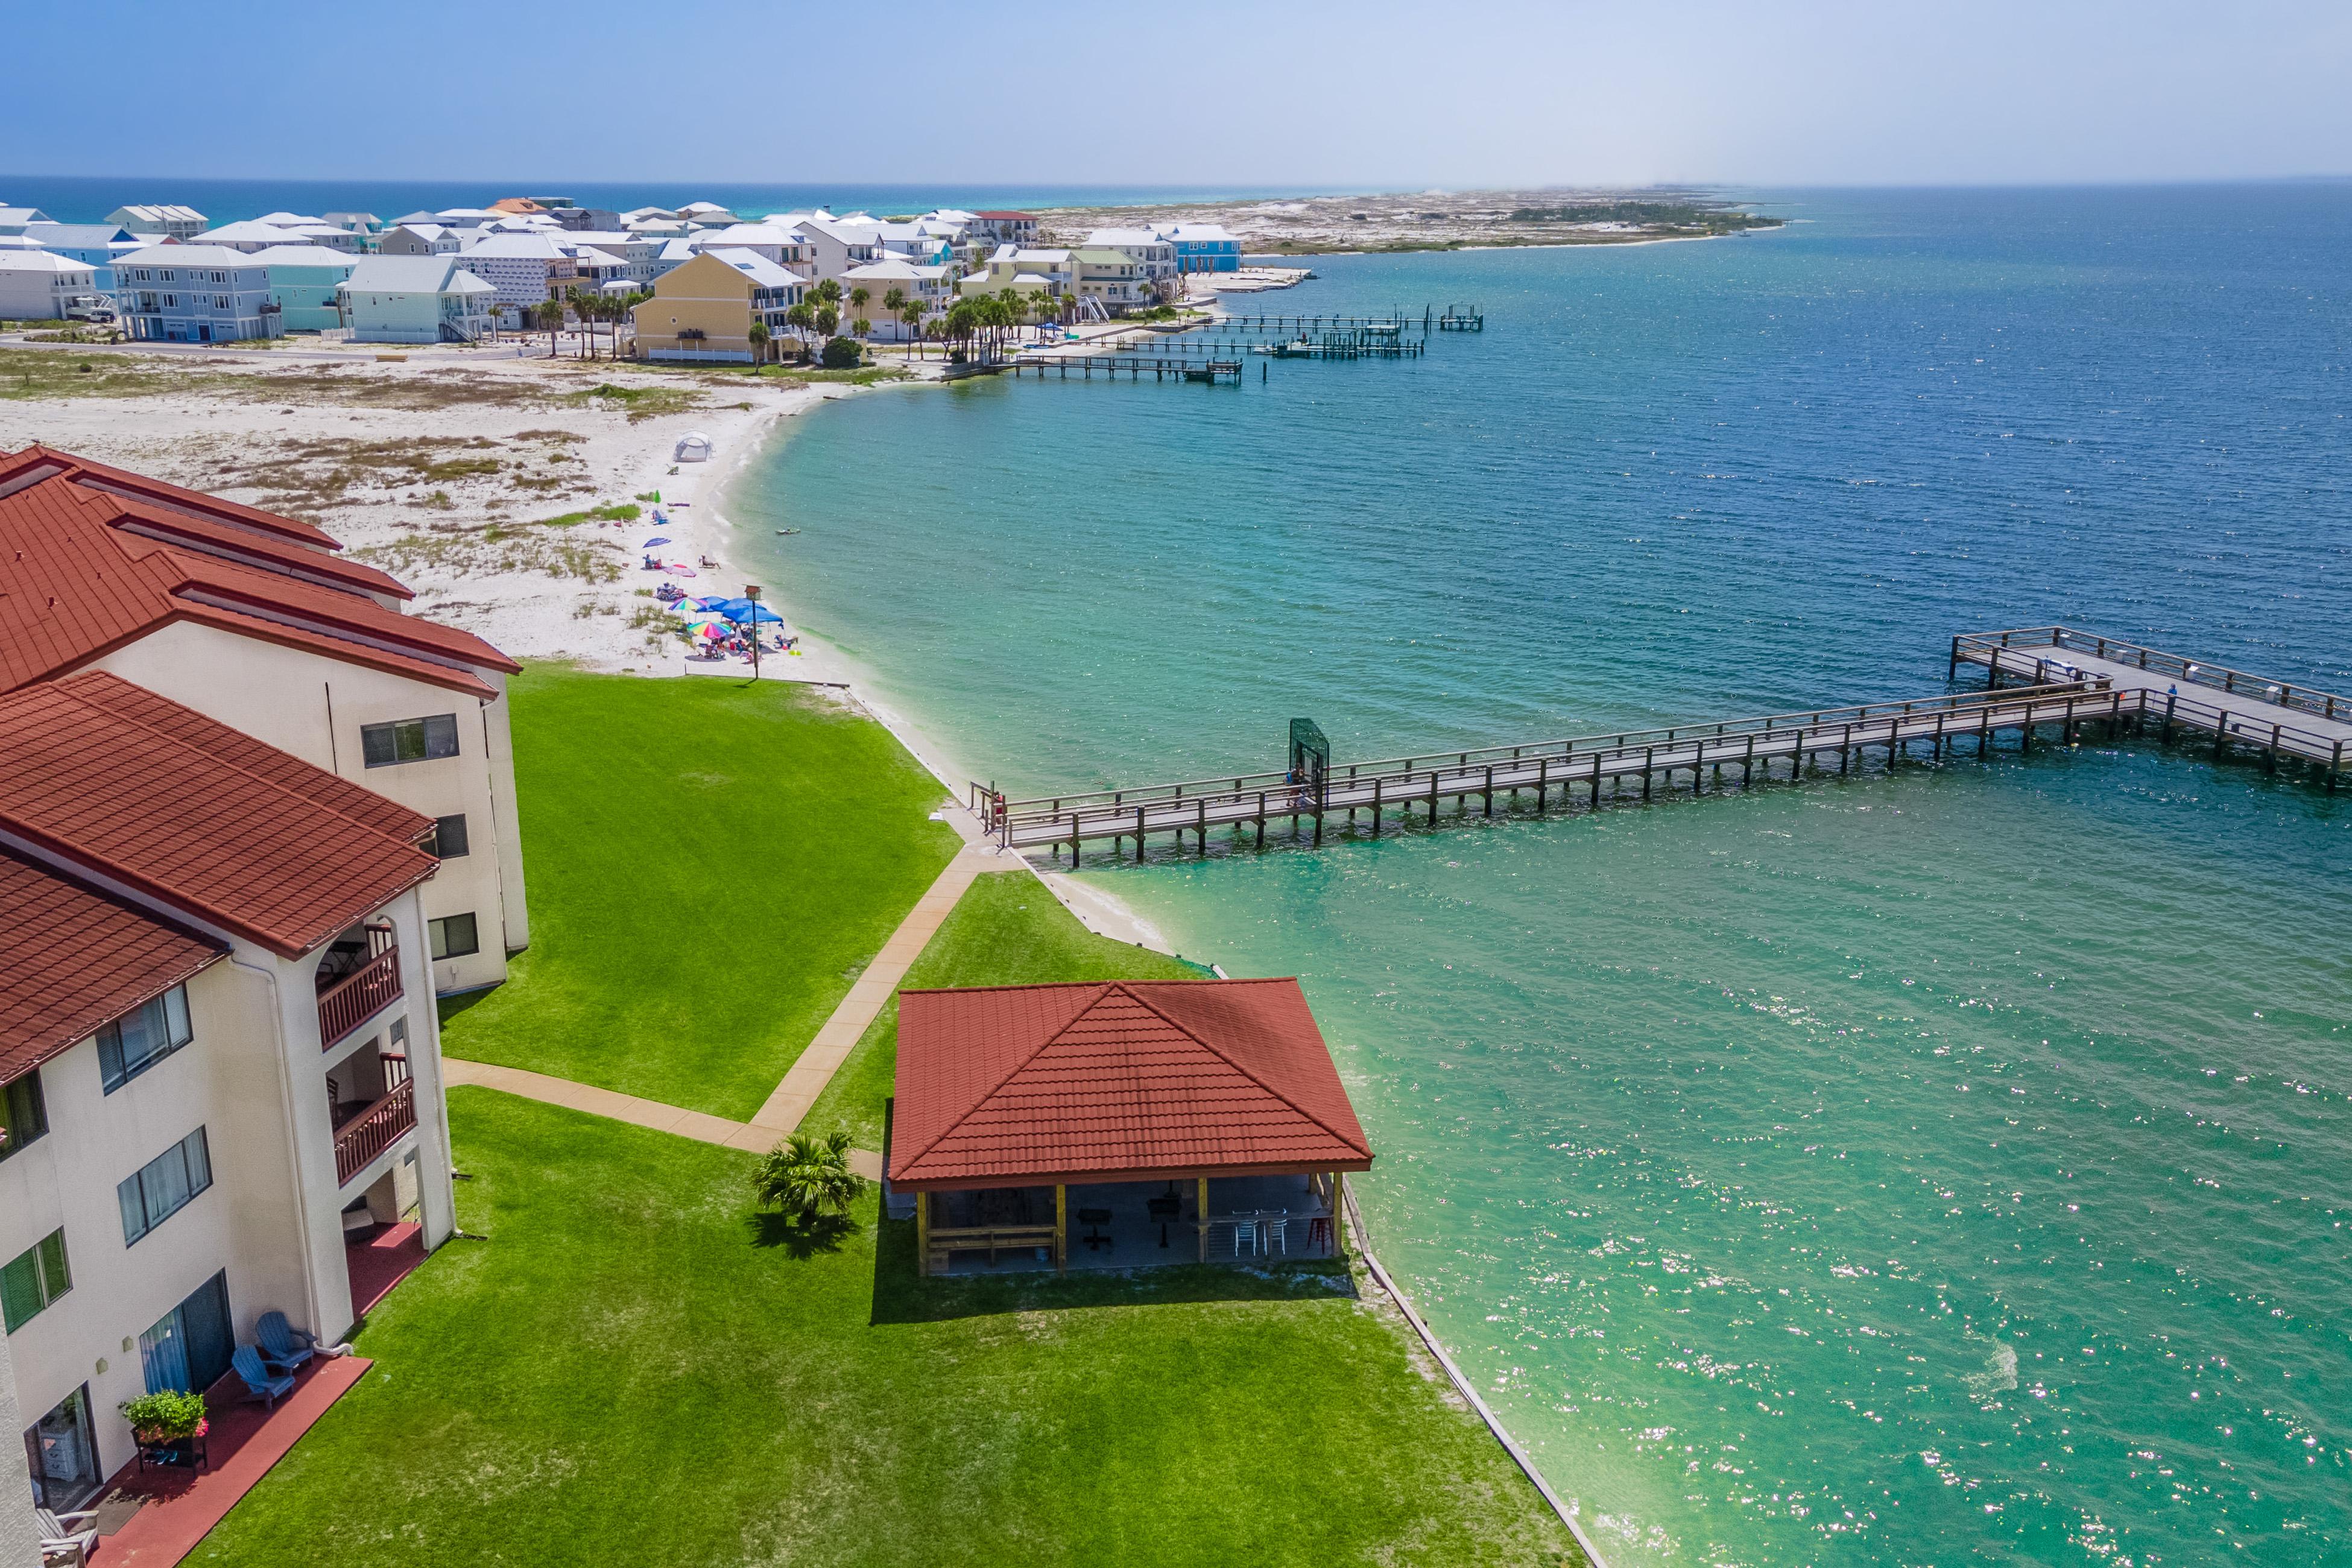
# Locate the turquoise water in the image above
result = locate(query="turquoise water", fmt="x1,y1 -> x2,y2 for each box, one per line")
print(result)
733,186 -> 2352,1564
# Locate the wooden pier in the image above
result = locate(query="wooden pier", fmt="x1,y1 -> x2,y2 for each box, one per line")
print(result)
1435,304 -> 1484,332
970,629 -> 2348,862
1001,353 -> 1244,384
1202,311 -> 1427,335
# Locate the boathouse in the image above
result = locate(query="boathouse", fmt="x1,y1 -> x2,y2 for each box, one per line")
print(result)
887,978 -> 1372,1276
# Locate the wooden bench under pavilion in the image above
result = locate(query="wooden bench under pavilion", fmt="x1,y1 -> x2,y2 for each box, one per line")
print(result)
887,978 -> 1374,1276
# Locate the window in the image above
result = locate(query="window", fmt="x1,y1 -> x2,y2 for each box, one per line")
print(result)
0,1070 -> 46,1162
429,912 -> 480,960
427,813 -> 470,859
1,1230 -> 72,1332
361,713 -> 459,768
118,1128 -> 212,1246
98,985 -> 193,1092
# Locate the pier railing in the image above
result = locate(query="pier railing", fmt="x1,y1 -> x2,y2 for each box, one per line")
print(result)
1953,626 -> 2349,723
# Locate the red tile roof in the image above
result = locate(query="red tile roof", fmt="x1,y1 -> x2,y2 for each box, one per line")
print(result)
0,446 -> 517,699
0,849 -> 227,1087
888,979 -> 1373,1189
0,671 -> 438,960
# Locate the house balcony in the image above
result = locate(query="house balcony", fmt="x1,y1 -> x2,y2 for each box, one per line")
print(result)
318,923 -> 402,1051
334,1076 -> 416,1187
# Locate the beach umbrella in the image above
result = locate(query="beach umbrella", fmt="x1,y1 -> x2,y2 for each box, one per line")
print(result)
720,599 -> 783,625
642,537 -> 672,548
691,622 -> 727,641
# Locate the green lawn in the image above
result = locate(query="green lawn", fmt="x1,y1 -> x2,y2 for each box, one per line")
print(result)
204,1090 -> 1579,1566
804,871 -> 1206,1149
443,666 -> 960,1118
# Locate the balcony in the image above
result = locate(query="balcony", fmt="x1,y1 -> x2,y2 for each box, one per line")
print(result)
334,1079 -> 416,1186
318,925 -> 402,1051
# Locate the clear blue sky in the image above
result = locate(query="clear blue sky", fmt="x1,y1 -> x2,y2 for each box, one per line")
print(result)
10,0 -> 2349,187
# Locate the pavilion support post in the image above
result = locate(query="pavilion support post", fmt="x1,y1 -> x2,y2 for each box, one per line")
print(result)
1331,1172 -> 1347,1259
1055,1185 -> 1067,1272
1197,1176 -> 1210,1262
915,1189 -> 931,1277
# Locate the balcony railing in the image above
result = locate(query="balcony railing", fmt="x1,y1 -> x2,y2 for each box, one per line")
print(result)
335,1080 -> 416,1186
319,943 -> 402,1051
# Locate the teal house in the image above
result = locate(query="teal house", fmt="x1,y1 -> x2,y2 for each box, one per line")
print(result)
250,244 -> 359,333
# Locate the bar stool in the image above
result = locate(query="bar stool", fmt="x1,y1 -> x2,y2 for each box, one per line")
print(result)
1306,1215 -> 1333,1254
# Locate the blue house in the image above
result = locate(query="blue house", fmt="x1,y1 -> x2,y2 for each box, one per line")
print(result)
112,244 -> 282,343
21,223 -> 141,291
1159,224 -> 1242,274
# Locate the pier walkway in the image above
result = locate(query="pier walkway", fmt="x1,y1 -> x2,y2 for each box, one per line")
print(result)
972,628 -> 2347,861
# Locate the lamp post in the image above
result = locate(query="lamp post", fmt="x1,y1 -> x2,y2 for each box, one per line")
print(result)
745,584 -> 762,682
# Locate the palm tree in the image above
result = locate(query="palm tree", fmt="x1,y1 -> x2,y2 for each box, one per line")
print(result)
748,320 -> 770,374
785,300 -> 815,358
852,317 -> 871,343
814,304 -> 839,339
849,286 -> 870,321
899,300 -> 925,355
753,1130 -> 865,1225
535,297 -> 563,357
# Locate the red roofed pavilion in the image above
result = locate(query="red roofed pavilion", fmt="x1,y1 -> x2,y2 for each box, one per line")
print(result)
889,978 -> 1371,1275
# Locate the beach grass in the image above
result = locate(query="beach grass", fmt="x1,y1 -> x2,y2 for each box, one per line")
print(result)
805,871 -> 1204,1150
198,1089 -> 1581,1566
438,665 -> 960,1119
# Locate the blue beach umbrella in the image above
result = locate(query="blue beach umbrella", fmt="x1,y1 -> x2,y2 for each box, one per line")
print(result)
642,537 -> 672,548
720,599 -> 783,625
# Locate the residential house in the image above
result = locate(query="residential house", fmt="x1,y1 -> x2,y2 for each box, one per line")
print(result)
872,221 -> 953,268
454,233 -> 581,325
1161,223 -> 1243,273
321,212 -> 382,241
378,223 -> 463,257
245,213 -> 368,254
675,201 -> 740,226
104,204 -> 205,240
0,209 -> 52,237
689,223 -> 812,272
630,249 -> 805,363
956,245 -> 1070,298
110,245 -> 280,343
1084,228 -> 1177,297
783,214 -> 884,283
840,258 -> 950,341
0,444 -> 529,997
559,232 -> 665,286
191,220 -> 308,254
249,245 -> 360,333
889,979 -> 1370,1276
0,674 -> 460,1526
971,211 -> 1039,245
1069,247 -> 1146,316
340,255 -> 497,344
0,254 -> 98,322
17,224 -> 141,291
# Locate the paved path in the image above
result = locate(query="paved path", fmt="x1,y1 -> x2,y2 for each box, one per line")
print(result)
445,843 -> 1012,1178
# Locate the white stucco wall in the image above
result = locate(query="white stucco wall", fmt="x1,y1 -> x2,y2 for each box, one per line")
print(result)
91,621 -> 528,993
0,1337 -> 37,1567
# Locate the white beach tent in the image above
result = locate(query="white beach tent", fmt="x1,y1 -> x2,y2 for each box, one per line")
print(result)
675,433 -> 713,463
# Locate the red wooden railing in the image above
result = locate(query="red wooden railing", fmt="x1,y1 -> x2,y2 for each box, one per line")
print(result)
335,1079 -> 416,1186
318,944 -> 402,1051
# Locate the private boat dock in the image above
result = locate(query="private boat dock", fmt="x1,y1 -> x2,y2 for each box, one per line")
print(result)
973,627 -> 2347,862
1001,353 -> 1244,382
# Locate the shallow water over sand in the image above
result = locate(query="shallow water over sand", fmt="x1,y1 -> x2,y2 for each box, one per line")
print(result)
735,185 -> 2352,1564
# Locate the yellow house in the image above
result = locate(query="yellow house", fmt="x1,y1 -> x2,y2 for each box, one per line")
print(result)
630,248 -> 805,363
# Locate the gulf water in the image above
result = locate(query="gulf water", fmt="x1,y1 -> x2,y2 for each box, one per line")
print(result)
731,186 -> 2352,1565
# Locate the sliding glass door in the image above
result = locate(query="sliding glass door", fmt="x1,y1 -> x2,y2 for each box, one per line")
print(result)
21,1385 -> 100,1510
139,1269 -> 234,1396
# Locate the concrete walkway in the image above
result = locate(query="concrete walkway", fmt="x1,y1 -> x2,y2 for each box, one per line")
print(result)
444,843 -> 1011,1178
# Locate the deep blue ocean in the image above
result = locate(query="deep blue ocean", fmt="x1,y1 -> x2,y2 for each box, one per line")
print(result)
732,184 -> 2352,1566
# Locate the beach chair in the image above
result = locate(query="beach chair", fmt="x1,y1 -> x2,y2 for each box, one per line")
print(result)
37,1506 -> 98,1567
258,1310 -> 318,1371
232,1344 -> 296,1408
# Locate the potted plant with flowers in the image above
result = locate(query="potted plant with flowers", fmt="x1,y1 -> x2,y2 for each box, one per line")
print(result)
121,1389 -> 209,1470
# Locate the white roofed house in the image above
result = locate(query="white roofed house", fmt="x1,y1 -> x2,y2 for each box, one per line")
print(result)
190,219 -> 308,254
379,223 -> 463,257
454,233 -> 581,326
629,248 -> 805,364
957,245 -> 1070,298
0,253 -> 100,323
104,203 -> 205,239
110,245 -> 281,343
689,223 -> 812,272
559,232 -> 664,286
1085,227 -> 1178,300
340,256 -> 496,344
17,223 -> 142,292
785,213 -> 885,282
675,200 -> 741,225
0,209 -> 54,236
841,258 -> 950,341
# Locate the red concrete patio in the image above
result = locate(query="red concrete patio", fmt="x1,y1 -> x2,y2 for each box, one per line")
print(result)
347,1219 -> 425,1318
90,1356 -> 370,1566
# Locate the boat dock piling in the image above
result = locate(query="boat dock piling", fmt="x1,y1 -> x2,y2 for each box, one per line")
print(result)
1435,304 -> 1484,331
970,627 -> 2347,863
1001,354 -> 1244,383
